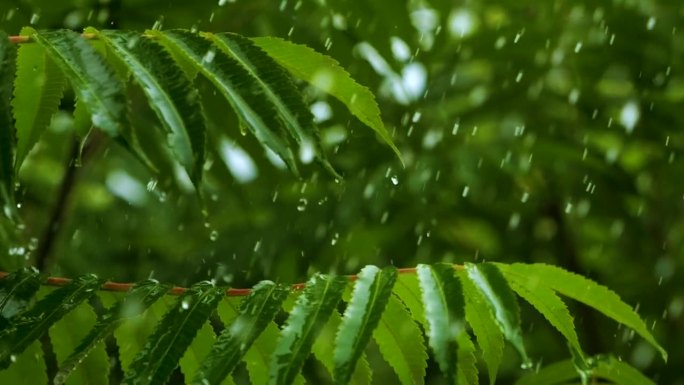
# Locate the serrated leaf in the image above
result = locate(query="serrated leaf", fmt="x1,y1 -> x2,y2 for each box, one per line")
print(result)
334,266 -> 397,385
179,322 -> 216,382
12,27 -> 66,173
464,263 -> 529,366
193,281 -> 288,385
313,308 -> 372,385
416,263 -> 464,384
108,293 -> 174,372
122,282 -> 225,385
208,32 -> 339,178
49,301 -> 110,385
459,269 -> 503,385
392,273 -> 424,324
0,274 -> 103,369
0,267 -> 41,323
593,356 -> 655,385
0,341 -> 47,385
496,263 -> 667,361
500,266 -> 584,362
28,28 -> 126,138
269,274 -> 347,385
92,29 -> 207,186
372,294 -> 426,385
150,29 -> 300,175
457,331 -> 478,385
0,32 -> 16,212
252,36 -> 402,164
55,280 -> 169,385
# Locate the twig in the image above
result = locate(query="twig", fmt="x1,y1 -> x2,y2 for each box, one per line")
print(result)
0,265 -> 462,297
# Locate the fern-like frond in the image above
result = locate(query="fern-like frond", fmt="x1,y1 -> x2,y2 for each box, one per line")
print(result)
122,282 -> 224,385
11,27 -> 66,173
496,263 -> 667,361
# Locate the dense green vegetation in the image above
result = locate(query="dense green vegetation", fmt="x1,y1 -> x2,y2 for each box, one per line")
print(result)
0,0 -> 681,384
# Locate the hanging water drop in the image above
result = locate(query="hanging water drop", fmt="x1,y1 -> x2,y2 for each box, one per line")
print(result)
297,198 -> 308,211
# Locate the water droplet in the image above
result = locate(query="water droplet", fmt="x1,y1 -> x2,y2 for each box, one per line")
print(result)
574,41 -> 583,53
30,13 -> 40,25
462,185 -> 470,197
181,301 -> 190,310
331,233 -> 339,245
146,179 -> 158,192
209,230 -> 218,241
390,176 -> 399,185
647,17 -> 656,30
202,49 -> 216,64
297,198 -> 308,211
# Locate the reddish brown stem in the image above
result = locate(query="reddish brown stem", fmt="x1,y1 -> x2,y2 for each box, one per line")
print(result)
0,265 -> 462,297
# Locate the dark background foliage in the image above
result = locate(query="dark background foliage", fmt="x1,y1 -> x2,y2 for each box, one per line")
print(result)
0,0 -> 682,383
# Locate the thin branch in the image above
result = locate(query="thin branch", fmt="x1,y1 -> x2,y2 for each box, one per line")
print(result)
0,265 -> 463,297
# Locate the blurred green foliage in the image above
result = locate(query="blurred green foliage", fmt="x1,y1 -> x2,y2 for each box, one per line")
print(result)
0,0 -> 682,383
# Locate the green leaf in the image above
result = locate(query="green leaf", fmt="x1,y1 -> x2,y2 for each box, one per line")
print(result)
49,302 -> 110,385
0,267 -> 41,322
108,294 -> 174,372
179,322 -> 216,382
0,31 -> 16,211
372,294 -> 427,385
496,263 -> 667,361
514,357 -> 655,385
392,273 -> 424,324
334,266 -> 397,385
313,307 -> 372,385
12,27 -> 66,172
207,32 -> 340,178
269,274 -> 347,385
0,274 -> 103,369
193,281 -> 288,385
28,28 -> 126,138
55,280 -> 169,385
500,266 -> 584,361
416,263 -> 464,384
150,29 -> 300,174
122,282 -> 225,385
464,263 -> 529,366
92,29 -> 207,186
252,36 -> 402,164
0,341 -> 47,385
459,269 -> 503,385
457,331 -> 478,385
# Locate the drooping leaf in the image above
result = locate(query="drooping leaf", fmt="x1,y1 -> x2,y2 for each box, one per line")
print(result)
0,267 -> 41,323
496,263 -> 667,361
313,307 -> 372,385
0,31 -> 16,211
416,263 -> 464,384
12,27 -> 66,172
392,272 -> 424,324
513,359 -> 577,385
372,294 -> 427,385
121,282 -> 225,385
0,341 -> 47,385
207,32 -> 339,178
193,281 -> 288,385
92,29 -> 207,186
252,36 -> 402,163
150,29 -> 300,174
107,293 -> 174,372
28,28 -> 126,138
179,322 -> 216,382
49,302 -> 110,385
54,280 -> 169,385
500,266 -> 584,362
334,266 -> 397,385
464,263 -> 530,366
0,274 -> 103,369
269,274 -> 347,385
459,269 -> 503,385
457,331 -> 478,385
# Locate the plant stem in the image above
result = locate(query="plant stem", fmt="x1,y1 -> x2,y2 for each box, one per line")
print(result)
34,139 -> 81,271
